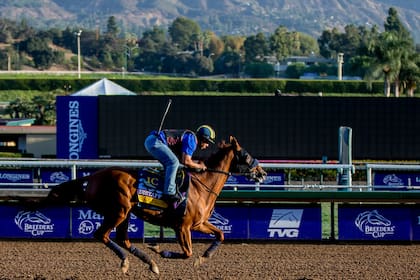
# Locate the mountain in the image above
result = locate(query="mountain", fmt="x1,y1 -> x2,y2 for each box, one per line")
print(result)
1,0 -> 419,42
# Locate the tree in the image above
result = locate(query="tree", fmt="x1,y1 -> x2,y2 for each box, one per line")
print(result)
222,35 -> 245,53
106,16 -> 119,38
366,8 -> 416,97
6,94 -> 57,125
168,17 -> 201,51
269,26 -> 291,60
213,51 -> 241,75
285,63 -> 306,79
243,32 -> 269,63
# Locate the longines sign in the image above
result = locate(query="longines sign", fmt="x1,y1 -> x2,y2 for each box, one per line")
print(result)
56,96 -> 98,159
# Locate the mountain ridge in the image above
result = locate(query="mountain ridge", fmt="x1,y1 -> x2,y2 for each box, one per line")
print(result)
1,0 -> 419,42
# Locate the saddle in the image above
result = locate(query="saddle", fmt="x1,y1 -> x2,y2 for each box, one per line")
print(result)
136,167 -> 190,210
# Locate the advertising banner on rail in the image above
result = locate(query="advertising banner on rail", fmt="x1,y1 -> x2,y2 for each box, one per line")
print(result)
56,96 -> 98,159
373,172 -> 420,190
225,172 -> 285,190
40,168 -> 100,185
248,205 -> 321,240
0,205 -> 70,238
192,206 -> 249,239
71,207 -> 144,239
0,169 -> 33,186
411,207 -> 420,241
338,205 -> 411,241
192,204 -> 321,240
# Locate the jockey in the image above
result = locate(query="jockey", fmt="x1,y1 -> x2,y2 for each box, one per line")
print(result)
144,125 -> 216,206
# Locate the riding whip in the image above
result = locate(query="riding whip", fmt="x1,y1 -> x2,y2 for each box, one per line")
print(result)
157,98 -> 172,133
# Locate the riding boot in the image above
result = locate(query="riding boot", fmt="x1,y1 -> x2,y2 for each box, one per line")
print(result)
162,193 -> 185,208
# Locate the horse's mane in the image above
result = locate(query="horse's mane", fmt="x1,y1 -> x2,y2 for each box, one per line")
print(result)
204,141 -> 233,169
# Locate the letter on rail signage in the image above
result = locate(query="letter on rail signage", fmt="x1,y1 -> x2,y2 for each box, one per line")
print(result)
56,96 -> 98,159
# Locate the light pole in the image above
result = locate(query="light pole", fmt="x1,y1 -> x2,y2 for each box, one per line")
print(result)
75,30 -> 82,78
124,45 -> 139,74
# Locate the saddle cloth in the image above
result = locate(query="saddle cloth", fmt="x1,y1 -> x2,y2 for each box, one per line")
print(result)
137,168 -> 188,209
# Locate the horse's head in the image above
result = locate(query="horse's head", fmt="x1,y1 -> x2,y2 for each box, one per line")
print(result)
219,136 -> 267,183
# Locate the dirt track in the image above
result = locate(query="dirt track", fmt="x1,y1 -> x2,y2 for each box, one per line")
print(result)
0,241 -> 419,280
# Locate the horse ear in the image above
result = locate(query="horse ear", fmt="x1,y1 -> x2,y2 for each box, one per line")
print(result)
229,136 -> 241,151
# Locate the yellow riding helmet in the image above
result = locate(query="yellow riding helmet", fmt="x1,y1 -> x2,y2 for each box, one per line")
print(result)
196,125 -> 216,144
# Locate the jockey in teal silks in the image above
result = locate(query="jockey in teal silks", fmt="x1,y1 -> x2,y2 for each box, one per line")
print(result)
144,125 -> 216,207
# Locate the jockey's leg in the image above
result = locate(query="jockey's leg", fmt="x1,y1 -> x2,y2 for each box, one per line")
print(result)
144,134 -> 179,196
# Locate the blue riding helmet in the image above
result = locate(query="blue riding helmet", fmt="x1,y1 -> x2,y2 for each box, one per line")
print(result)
196,125 -> 216,144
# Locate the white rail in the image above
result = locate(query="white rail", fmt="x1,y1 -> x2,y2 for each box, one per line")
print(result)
0,159 -> 354,190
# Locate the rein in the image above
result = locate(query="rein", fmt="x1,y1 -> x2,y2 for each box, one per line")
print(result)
189,173 -> 219,197
190,168 -> 255,197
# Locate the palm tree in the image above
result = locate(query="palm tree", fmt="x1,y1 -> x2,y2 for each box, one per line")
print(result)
367,31 -> 411,97
399,51 -> 420,97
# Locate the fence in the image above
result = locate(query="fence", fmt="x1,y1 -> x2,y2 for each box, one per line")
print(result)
0,159 -> 419,241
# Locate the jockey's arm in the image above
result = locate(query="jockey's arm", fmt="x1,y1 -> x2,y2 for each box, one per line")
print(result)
182,153 -> 207,171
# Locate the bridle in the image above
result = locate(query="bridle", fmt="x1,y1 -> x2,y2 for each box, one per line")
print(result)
189,147 -> 263,197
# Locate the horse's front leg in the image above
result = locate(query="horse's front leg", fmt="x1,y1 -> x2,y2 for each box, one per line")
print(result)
149,225 -> 192,259
193,220 -> 224,266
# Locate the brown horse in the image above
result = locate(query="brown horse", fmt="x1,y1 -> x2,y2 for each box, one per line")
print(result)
45,136 -> 267,275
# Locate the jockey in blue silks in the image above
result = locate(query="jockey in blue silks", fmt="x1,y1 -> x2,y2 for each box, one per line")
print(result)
144,125 -> 216,206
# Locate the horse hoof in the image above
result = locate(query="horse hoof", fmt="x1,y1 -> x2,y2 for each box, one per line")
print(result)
194,256 -> 206,267
149,260 -> 160,274
148,244 -> 161,254
121,258 -> 129,274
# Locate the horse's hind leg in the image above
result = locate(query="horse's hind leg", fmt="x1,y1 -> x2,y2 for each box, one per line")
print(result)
115,217 -> 159,274
94,214 -> 131,274
194,221 -> 224,266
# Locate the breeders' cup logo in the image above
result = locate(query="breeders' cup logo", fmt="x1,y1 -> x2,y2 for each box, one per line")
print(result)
383,174 -> 403,186
49,171 -> 70,183
14,210 -> 54,236
208,211 -> 232,233
267,209 -> 303,238
68,101 -> 87,160
355,210 -> 395,238
226,176 -> 238,184
77,209 -> 138,235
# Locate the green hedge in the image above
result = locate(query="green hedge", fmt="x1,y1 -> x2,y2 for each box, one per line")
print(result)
0,77 -> 396,95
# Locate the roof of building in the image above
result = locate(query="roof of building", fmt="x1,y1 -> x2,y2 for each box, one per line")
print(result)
0,125 -> 56,134
0,118 -> 35,126
71,78 -> 136,96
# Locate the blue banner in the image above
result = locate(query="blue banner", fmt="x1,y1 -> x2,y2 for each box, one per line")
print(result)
338,206 -> 411,241
411,207 -> 420,241
373,172 -> 420,190
41,169 -> 72,184
56,96 -> 98,159
0,205 -> 70,238
0,169 -> 33,186
71,207 -> 144,239
192,206 -> 249,239
226,172 -> 284,190
249,206 -> 322,240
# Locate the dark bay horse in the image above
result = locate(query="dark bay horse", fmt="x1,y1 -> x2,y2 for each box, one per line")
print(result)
45,136 -> 267,275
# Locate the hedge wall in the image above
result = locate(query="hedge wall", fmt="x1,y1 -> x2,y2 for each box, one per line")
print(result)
0,78 -> 396,95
